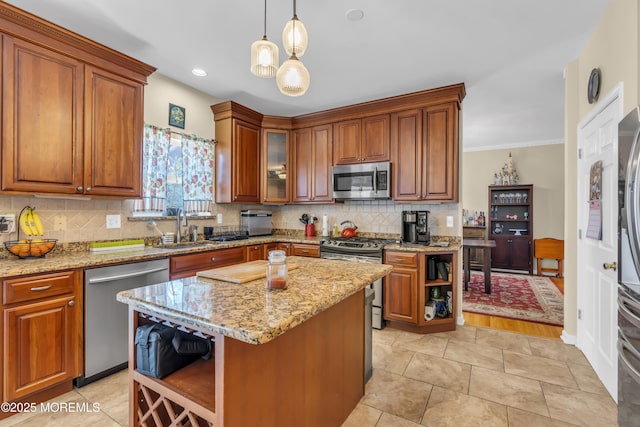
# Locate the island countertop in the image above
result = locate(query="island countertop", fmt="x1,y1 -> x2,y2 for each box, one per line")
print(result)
117,256 -> 392,345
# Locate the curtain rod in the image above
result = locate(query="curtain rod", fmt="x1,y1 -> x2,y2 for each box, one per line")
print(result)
169,129 -> 217,144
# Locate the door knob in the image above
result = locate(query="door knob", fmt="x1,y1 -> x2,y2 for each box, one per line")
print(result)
68,300 -> 75,307
603,261 -> 617,271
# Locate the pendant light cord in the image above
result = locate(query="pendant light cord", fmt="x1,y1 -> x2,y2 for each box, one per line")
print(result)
263,0 -> 267,38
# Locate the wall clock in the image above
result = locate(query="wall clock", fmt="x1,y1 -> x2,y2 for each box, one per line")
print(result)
588,68 -> 601,104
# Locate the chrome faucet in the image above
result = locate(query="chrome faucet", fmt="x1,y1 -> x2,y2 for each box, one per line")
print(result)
176,208 -> 188,242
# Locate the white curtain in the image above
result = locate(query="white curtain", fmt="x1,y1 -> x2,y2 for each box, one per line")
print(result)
181,134 -> 215,214
133,125 -> 170,212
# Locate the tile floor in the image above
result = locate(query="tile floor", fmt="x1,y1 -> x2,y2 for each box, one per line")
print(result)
0,325 -> 617,427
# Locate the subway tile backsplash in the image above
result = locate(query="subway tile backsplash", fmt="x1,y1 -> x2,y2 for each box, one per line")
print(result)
0,196 -> 460,244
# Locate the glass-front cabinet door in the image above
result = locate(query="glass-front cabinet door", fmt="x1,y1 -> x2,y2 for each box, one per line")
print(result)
262,129 -> 289,203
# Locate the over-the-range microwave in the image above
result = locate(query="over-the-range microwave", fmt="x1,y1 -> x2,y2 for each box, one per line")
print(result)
332,161 -> 391,200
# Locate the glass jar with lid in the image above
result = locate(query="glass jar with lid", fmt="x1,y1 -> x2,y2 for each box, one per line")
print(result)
267,250 -> 288,289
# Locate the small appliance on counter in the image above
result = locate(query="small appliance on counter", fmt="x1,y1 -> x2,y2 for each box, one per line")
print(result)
402,210 -> 430,244
240,210 -> 273,236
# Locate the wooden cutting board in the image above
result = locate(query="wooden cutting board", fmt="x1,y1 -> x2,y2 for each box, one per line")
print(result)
196,260 -> 299,284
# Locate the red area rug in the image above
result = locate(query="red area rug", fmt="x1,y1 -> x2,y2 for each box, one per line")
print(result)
462,271 -> 564,326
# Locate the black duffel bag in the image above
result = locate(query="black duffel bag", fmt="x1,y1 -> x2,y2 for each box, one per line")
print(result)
135,322 -> 211,379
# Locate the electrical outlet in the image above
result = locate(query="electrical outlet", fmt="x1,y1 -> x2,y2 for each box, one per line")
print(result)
446,215 -> 454,228
54,215 -> 67,231
217,213 -> 223,224
0,214 -> 15,234
106,214 -> 121,229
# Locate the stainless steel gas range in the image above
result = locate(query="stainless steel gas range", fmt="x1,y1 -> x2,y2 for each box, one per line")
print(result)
320,236 -> 394,330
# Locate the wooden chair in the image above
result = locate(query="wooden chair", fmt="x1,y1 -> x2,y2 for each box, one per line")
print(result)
534,238 -> 564,278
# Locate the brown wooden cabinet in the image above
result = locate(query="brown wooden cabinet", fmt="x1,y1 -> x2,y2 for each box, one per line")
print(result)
383,251 -> 418,323
290,243 -> 320,257
2,270 -> 82,401
488,184 -> 533,274
0,8 -> 153,198
83,65 -> 144,197
384,249 -> 457,333
291,125 -> 333,203
245,244 -> 264,261
391,103 -> 459,202
170,247 -> 246,279
333,114 -> 389,165
262,128 -> 289,203
212,102 -> 263,203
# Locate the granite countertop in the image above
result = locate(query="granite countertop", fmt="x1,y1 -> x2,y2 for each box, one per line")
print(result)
0,234 -> 459,278
116,256 -> 392,345
385,242 -> 461,252
0,235 -> 323,278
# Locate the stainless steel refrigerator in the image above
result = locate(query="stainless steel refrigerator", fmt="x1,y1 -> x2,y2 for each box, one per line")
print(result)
617,108 -> 640,425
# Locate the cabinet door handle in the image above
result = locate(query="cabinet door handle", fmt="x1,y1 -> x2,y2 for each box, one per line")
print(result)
30,285 -> 52,292
393,259 -> 404,263
76,186 -> 83,192
301,250 -> 309,253
211,257 -> 216,262
68,300 -> 75,307
86,187 -> 92,192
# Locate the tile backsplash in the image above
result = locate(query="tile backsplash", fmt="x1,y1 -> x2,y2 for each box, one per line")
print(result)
0,196 -> 460,244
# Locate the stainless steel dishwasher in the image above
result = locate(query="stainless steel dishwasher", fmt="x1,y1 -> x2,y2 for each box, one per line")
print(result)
75,258 -> 169,386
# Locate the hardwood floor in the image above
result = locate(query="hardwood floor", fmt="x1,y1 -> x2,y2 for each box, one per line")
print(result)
463,275 -> 564,339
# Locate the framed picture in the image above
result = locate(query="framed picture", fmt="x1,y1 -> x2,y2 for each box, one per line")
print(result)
168,103 -> 185,129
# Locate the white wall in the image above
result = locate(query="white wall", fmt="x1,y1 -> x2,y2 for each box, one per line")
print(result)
563,0 -> 639,336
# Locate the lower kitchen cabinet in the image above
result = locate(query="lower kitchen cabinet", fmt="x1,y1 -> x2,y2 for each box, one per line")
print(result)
290,243 -> 320,257
170,247 -> 245,279
245,244 -> 264,261
2,270 -> 83,402
384,251 -> 418,323
383,249 -> 457,333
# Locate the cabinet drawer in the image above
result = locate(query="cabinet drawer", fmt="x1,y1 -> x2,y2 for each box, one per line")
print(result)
291,243 -> 320,257
3,271 -> 76,305
384,251 -> 418,267
171,247 -> 245,277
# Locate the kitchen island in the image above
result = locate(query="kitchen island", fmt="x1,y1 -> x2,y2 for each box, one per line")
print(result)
117,256 -> 392,427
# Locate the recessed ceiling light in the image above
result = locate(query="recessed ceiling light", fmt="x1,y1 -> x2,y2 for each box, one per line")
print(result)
345,9 -> 364,21
192,68 -> 207,77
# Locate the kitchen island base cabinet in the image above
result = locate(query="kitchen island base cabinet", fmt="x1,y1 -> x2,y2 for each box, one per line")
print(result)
128,290 -> 365,427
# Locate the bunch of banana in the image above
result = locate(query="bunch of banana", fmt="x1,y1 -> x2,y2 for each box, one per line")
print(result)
19,207 -> 44,237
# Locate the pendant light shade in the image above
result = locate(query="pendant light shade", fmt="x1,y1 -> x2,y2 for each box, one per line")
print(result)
250,36 -> 279,78
250,0 -> 279,78
276,54 -> 310,96
282,16 -> 308,57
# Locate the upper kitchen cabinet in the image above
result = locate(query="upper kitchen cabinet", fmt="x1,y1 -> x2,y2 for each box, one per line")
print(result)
390,85 -> 464,202
333,114 -> 390,165
83,66 -> 144,197
212,101 -> 263,203
261,116 -> 292,204
0,3 -> 155,197
291,125 -> 333,203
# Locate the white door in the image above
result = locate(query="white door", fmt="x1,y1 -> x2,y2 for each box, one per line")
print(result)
576,86 -> 622,400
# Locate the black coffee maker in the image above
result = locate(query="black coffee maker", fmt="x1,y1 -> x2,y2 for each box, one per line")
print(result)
402,210 -> 430,244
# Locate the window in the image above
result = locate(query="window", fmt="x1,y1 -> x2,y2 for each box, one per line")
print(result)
133,124 -> 215,216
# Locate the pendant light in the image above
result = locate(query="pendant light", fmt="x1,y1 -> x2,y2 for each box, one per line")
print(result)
250,0 -> 279,78
276,0 -> 310,96
282,0 -> 308,57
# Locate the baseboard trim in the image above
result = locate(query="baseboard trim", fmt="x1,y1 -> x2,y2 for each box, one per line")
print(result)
561,330 -> 576,344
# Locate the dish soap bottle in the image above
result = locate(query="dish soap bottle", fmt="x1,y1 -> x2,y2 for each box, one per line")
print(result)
267,250 -> 288,290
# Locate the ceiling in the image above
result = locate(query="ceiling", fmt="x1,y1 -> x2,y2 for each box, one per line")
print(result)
6,0 -> 610,151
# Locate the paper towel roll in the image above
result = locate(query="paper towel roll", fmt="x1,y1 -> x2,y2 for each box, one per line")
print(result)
322,215 -> 329,236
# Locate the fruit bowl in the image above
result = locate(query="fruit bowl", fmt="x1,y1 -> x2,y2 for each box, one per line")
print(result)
4,239 -> 57,259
